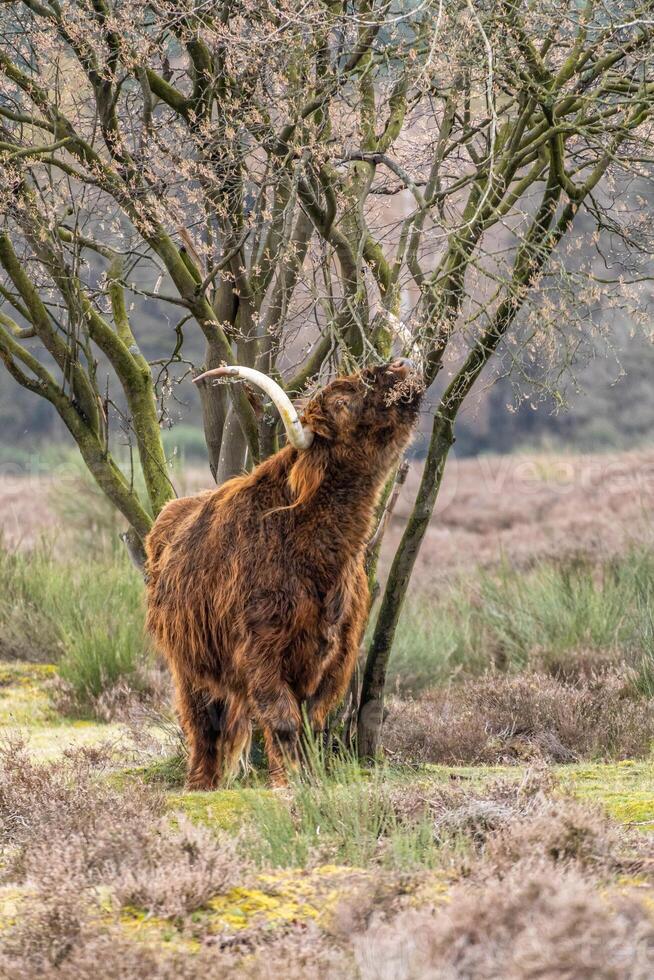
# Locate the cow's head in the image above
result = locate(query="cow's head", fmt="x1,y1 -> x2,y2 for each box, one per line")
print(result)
300,359 -> 423,462
194,359 -> 423,463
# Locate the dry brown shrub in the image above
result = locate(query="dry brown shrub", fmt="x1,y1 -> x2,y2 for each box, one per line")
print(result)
482,798 -> 626,876
354,868 -> 654,980
530,646 -> 631,684
387,767 -> 554,835
0,734 -> 246,976
204,924 -> 353,979
383,671 -> 654,765
0,911 -> 198,980
0,737 -> 163,883
386,768 -> 648,885
50,659 -> 172,722
1,868 -> 89,974
0,919 -> 352,980
113,814 -> 245,918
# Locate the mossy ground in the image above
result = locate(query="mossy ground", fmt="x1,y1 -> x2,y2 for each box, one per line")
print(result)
168,788 -> 274,832
115,863 -> 453,948
559,760 -> 654,831
205,865 -> 369,930
0,886 -> 24,931
168,760 -> 654,840
0,662 -> 57,726
4,658 -> 651,832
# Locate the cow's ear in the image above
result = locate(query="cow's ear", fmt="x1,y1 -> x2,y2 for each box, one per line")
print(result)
303,416 -> 332,440
301,403 -> 333,441
288,444 -> 328,508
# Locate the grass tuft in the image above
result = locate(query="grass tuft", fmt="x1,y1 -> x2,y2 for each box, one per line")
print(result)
387,549 -> 654,695
242,736 -> 442,871
0,541 -> 154,717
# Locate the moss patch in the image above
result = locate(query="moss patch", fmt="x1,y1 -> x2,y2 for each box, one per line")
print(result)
418,763 -> 517,783
0,658 -> 132,758
6,722 -> 126,760
207,865 -> 367,930
117,864 -> 453,945
560,761 -> 654,831
0,885 -> 26,931
167,787 -> 274,832
119,906 -> 201,953
0,662 -> 56,687
0,661 -> 57,726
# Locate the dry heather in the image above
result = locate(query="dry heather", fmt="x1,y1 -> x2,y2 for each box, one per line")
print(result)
383,671 -> 654,765
381,447 -> 654,589
111,811 -> 243,919
5,874 -> 654,980
0,922 -> 351,980
354,870 -> 654,980
352,774 -> 654,977
2,738 -> 653,979
388,767 -> 650,880
0,740 -> 246,965
1,451 -> 654,977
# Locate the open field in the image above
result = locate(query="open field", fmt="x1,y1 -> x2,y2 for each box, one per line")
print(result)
0,705 -> 653,977
385,447 -> 654,589
3,446 -> 654,585
0,449 -> 653,976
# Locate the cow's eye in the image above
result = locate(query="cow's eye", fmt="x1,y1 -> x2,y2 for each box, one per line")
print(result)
333,398 -> 350,411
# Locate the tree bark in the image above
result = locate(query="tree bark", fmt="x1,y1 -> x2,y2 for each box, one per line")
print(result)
357,411 -> 454,758
215,404 -> 248,484
196,343 -> 229,482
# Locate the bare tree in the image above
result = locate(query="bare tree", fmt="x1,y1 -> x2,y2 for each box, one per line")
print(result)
1,0 -> 653,755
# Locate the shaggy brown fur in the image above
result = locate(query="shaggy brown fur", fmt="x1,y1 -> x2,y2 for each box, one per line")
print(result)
145,361 -> 422,788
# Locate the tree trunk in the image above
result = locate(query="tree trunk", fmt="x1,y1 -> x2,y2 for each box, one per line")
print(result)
357,411 -> 454,758
215,405 -> 248,484
356,185 -> 576,759
198,379 -> 228,482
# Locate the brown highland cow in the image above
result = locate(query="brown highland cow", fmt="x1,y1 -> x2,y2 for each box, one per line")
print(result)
145,358 -> 422,788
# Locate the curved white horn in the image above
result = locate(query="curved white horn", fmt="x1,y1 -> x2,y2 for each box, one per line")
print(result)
193,365 -> 314,451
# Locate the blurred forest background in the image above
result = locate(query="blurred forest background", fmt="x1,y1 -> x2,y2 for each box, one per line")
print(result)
3,263 -> 652,470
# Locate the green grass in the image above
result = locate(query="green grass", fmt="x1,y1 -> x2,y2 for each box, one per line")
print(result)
382,592 -> 484,693
238,737 -> 442,871
0,543 -> 151,715
56,559 -> 150,707
386,550 -> 654,694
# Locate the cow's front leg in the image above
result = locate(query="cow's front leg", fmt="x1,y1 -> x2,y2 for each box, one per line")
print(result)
307,581 -> 368,736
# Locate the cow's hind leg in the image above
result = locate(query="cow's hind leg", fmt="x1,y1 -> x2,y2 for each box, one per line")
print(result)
238,623 -> 304,786
251,683 -> 302,787
175,675 -> 224,790
217,696 -> 252,784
